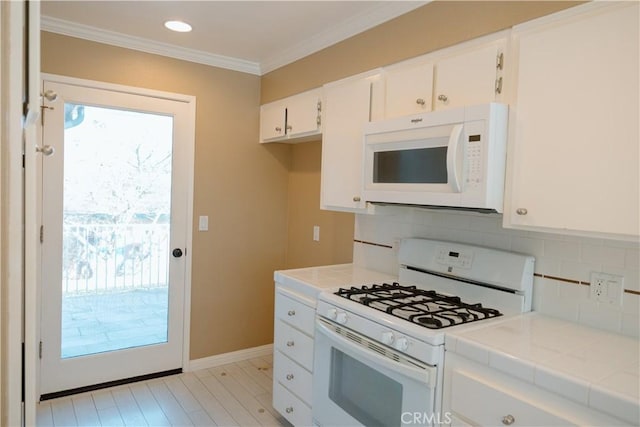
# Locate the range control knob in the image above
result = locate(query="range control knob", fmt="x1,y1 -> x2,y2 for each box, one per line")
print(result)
394,337 -> 409,351
336,312 -> 348,325
327,308 -> 337,320
381,331 -> 395,345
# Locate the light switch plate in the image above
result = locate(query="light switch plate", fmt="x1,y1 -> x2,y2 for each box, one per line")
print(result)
313,225 -> 320,242
198,215 -> 208,231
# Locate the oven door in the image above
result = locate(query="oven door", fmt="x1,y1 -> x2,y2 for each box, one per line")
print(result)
313,317 -> 438,427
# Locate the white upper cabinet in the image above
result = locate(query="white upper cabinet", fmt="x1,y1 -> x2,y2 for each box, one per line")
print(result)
383,60 -> 434,118
381,34 -> 506,119
260,88 -> 322,143
434,41 -> 505,111
321,70 -> 383,213
260,99 -> 287,142
504,2 -> 639,239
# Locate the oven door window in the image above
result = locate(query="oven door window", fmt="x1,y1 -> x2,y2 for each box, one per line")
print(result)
373,147 -> 448,184
329,347 -> 402,427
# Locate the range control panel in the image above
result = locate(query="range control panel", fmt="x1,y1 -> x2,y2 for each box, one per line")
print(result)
436,248 -> 474,269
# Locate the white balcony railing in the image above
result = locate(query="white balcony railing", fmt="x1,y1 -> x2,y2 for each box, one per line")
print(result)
62,223 -> 170,295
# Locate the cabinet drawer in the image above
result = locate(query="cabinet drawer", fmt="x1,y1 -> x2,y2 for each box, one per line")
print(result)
275,292 -> 315,336
273,382 -> 312,427
274,320 -> 314,371
451,370 -> 575,426
273,350 -> 312,404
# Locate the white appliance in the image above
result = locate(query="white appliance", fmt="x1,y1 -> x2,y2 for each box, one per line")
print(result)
312,238 -> 535,427
362,103 -> 508,212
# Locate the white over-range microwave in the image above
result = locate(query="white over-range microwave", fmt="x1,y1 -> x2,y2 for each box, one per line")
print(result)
362,103 -> 508,212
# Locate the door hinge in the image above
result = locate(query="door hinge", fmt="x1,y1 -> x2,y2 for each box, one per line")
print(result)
495,77 -> 503,95
39,341 -> 43,359
40,225 -> 44,243
496,52 -> 504,70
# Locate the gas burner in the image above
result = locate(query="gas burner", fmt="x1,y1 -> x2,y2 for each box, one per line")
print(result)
335,282 -> 502,329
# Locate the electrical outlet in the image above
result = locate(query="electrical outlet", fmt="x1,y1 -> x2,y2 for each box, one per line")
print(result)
313,225 -> 320,242
590,272 -> 624,306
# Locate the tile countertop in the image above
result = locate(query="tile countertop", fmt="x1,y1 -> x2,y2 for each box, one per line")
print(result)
274,263 -> 396,302
445,312 -> 640,425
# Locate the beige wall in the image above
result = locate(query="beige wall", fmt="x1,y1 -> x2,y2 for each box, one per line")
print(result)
261,1 -> 584,102
263,0 -> 583,274
41,32 -> 291,359
285,141 -> 354,268
39,1 -> 584,361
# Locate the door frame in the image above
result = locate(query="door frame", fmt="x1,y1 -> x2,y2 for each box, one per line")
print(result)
36,73 -> 196,398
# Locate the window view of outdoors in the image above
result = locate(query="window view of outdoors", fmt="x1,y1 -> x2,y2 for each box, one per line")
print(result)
61,103 -> 173,358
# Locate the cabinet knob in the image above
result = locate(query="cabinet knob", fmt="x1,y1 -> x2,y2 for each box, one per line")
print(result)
285,407 -> 294,414
353,196 -> 361,202
286,340 -> 295,347
516,208 -> 528,216
286,125 -> 292,132
502,414 -> 515,425
416,98 -> 426,106
437,94 -> 448,102
286,374 -> 294,380
275,126 -> 282,132
287,310 -> 295,316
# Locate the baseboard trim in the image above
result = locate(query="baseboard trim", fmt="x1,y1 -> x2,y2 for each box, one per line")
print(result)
187,344 -> 273,372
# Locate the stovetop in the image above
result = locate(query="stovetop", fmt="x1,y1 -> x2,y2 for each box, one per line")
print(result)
334,282 -> 502,329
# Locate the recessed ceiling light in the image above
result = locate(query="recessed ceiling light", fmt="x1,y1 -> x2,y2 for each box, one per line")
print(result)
164,20 -> 192,33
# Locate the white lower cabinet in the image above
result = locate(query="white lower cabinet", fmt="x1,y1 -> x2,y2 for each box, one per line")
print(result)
443,353 -> 627,426
272,287 -> 315,426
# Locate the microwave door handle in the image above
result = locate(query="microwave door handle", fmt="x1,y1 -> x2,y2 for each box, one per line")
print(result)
316,319 -> 436,388
446,124 -> 464,193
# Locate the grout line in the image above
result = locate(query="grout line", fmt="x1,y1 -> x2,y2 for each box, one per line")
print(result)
534,273 -> 639,295
353,239 -> 393,249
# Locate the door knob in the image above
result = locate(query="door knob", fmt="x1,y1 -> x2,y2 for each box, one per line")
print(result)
172,248 -> 183,258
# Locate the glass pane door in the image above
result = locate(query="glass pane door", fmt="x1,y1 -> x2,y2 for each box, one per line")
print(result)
40,78 -> 193,396
61,104 -> 173,358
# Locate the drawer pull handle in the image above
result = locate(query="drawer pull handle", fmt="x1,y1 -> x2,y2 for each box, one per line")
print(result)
275,126 -> 282,132
416,98 -> 426,106
437,94 -> 448,102
286,340 -> 295,347
353,196 -> 361,202
285,407 -> 293,414
287,310 -> 295,316
286,374 -> 294,380
502,415 -> 515,425
516,208 -> 528,216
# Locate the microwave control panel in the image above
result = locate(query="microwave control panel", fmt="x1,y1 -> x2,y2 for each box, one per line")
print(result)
466,133 -> 483,186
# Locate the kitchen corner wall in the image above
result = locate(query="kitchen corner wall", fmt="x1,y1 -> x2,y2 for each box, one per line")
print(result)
353,206 -> 640,338
41,32 -> 291,359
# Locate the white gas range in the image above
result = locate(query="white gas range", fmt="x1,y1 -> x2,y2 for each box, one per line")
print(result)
312,238 -> 535,427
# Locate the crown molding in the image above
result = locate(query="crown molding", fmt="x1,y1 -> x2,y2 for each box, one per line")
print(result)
260,1 -> 429,74
41,16 -> 262,76
42,2 -> 429,77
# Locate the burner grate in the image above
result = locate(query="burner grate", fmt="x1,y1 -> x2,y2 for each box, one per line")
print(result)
335,282 -> 501,329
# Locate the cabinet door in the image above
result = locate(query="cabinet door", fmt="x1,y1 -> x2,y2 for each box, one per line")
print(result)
504,3 -> 639,238
384,61 -> 433,118
286,88 -> 321,138
434,43 -> 502,110
260,100 -> 286,142
321,72 -> 380,212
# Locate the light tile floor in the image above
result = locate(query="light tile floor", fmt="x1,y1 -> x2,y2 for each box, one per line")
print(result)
37,355 -> 291,427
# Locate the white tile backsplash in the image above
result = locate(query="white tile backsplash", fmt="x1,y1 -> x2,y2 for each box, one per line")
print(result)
354,206 -> 640,338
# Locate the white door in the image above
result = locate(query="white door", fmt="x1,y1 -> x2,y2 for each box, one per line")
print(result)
39,77 -> 195,397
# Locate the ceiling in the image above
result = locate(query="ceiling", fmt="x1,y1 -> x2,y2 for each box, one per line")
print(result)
41,1 -> 427,75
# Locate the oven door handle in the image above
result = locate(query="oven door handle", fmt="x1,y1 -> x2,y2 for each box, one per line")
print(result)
316,319 -> 436,389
